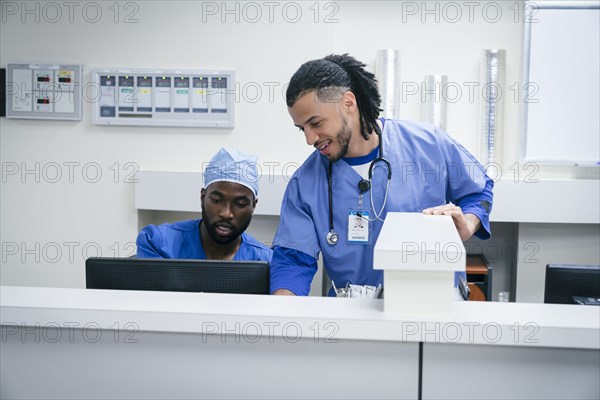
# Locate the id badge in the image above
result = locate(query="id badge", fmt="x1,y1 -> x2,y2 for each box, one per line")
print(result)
348,210 -> 369,244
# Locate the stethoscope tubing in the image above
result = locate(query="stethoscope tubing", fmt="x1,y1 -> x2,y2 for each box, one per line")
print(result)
326,129 -> 392,245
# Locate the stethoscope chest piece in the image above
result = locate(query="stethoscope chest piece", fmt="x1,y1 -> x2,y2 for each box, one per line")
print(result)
326,230 -> 339,246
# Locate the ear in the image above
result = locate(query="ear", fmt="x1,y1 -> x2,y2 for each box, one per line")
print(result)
341,91 -> 358,114
200,188 -> 206,206
252,197 -> 258,212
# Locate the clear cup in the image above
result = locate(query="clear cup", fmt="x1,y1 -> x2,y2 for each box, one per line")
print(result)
498,291 -> 510,302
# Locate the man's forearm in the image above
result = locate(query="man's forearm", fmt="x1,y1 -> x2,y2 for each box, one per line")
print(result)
272,289 -> 296,296
463,213 -> 482,240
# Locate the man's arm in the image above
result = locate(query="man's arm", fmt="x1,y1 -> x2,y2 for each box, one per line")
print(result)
136,225 -> 164,258
426,128 -> 495,241
451,174 -> 494,240
270,246 -> 318,296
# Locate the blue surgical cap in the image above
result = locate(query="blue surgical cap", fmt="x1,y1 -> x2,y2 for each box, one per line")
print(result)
203,148 -> 259,196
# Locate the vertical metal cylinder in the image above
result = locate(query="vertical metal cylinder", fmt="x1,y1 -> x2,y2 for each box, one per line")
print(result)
422,74 -> 448,131
480,49 -> 505,165
375,49 -> 400,119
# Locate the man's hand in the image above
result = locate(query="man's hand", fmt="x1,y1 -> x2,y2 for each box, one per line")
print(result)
422,203 -> 481,241
272,289 -> 296,296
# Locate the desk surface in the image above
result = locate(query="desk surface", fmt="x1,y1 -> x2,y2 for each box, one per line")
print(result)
2,286 -> 598,349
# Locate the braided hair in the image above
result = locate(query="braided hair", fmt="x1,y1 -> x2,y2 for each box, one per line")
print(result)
286,54 -> 382,140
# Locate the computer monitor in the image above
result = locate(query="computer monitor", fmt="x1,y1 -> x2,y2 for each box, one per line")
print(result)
86,257 -> 270,295
544,264 -> 600,304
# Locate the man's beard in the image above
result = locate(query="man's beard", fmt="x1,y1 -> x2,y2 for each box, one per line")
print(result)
329,119 -> 352,162
201,209 -> 252,245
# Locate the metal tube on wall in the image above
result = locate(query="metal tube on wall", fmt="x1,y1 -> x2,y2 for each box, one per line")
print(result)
375,49 -> 400,119
480,49 -> 505,165
422,74 -> 448,131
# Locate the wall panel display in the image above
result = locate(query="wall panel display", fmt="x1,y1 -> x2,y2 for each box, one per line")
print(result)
91,68 -> 235,128
6,63 -> 83,121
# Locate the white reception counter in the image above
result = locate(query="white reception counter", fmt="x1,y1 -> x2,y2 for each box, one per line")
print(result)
1,286 -> 599,399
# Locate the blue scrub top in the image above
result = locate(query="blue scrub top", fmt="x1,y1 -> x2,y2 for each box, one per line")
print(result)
136,219 -> 272,262
271,119 -> 494,296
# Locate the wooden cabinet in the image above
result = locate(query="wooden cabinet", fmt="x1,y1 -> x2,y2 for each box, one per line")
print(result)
467,254 -> 491,301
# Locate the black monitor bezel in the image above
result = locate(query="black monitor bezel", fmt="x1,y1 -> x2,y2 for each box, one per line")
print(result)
544,263 -> 600,304
85,257 -> 270,295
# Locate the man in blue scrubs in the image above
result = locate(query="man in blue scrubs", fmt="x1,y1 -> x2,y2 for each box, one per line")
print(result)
136,148 -> 272,262
271,54 -> 493,296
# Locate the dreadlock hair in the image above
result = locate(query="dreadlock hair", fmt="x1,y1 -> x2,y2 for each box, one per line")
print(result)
286,54 -> 383,140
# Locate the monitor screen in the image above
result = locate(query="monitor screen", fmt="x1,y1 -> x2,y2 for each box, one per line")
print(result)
86,257 -> 270,295
544,264 -> 600,305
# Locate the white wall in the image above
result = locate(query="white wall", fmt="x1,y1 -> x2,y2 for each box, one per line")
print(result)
1,0 -> 329,287
331,0 -> 522,161
1,1 -> 597,292
516,223 -> 600,303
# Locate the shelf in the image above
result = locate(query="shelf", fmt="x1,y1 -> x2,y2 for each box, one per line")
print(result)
135,171 -> 600,224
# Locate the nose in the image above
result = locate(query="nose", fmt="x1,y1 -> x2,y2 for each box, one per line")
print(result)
304,129 -> 320,147
219,202 -> 234,220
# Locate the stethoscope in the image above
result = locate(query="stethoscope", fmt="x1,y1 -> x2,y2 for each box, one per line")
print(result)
326,130 -> 392,246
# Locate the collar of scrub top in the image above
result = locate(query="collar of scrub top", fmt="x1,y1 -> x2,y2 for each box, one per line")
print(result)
326,121 -> 392,245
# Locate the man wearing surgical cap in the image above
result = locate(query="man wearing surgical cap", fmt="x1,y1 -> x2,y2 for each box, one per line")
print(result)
136,148 -> 272,262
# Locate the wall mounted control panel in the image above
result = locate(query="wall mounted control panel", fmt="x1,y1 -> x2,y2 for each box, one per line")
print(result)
6,63 -> 83,120
91,68 -> 235,128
